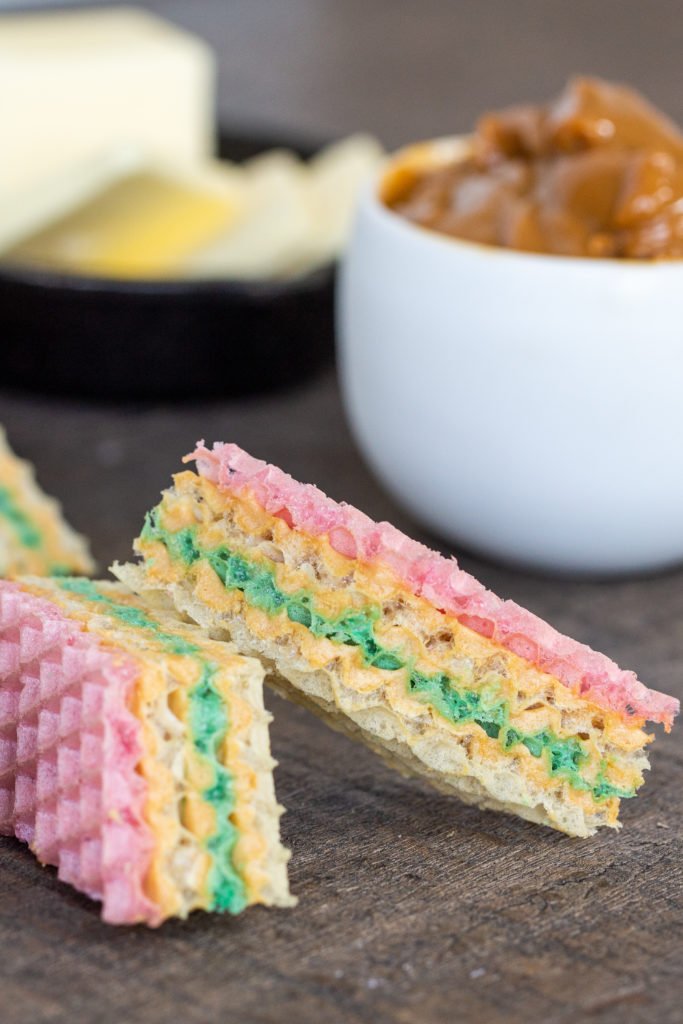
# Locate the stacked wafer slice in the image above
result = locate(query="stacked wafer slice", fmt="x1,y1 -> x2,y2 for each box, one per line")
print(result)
1,439 -> 678,925
0,427 -> 94,578
0,576 -> 292,924
116,442 -> 679,839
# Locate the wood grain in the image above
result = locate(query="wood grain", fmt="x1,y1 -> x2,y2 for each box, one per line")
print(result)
1,2 -> 683,1020
0,370 -> 680,1024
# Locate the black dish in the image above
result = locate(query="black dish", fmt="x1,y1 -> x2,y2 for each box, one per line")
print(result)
0,130 -> 335,400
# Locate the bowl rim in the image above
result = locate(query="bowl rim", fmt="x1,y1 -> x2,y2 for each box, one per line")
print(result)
370,134 -> 683,272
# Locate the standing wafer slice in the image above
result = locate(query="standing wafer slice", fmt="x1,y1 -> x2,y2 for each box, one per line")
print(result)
115,442 -> 678,838
0,575 -> 293,924
0,427 -> 94,577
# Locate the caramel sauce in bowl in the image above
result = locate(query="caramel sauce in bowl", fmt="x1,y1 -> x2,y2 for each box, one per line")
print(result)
385,78 -> 683,260
338,81 -> 683,575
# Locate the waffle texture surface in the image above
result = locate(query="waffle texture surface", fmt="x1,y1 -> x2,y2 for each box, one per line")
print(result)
0,575 -> 292,924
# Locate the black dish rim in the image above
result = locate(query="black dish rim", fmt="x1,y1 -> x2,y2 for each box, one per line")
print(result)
0,124 -> 338,401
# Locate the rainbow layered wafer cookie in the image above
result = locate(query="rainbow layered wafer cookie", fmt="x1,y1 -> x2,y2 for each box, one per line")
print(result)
0,428 -> 94,577
117,443 -> 679,838
0,575 -> 292,925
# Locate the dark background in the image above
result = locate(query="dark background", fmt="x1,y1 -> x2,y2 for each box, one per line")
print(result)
104,0 -> 683,147
0,3 -> 682,1023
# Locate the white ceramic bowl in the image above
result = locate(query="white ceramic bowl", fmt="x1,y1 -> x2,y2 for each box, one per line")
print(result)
338,137 -> 683,575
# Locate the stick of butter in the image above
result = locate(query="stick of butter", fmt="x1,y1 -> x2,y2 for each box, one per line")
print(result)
0,6 -> 215,198
2,154 -> 245,279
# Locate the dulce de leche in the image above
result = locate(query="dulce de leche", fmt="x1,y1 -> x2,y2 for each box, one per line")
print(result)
386,77 -> 683,258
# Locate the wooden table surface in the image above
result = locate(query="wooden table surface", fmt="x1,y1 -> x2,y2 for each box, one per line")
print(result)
2,3 -> 682,1023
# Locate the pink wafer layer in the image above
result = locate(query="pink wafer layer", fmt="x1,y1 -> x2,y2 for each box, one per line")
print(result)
0,582 -> 158,924
188,442 -> 679,728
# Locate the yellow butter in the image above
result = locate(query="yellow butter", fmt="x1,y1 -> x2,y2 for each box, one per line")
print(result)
7,170 -> 240,279
0,7 -> 214,198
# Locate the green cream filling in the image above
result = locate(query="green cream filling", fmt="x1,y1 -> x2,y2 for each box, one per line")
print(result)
187,662 -> 248,915
142,513 -> 636,803
0,486 -> 72,575
0,485 -> 43,549
56,577 -> 248,912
